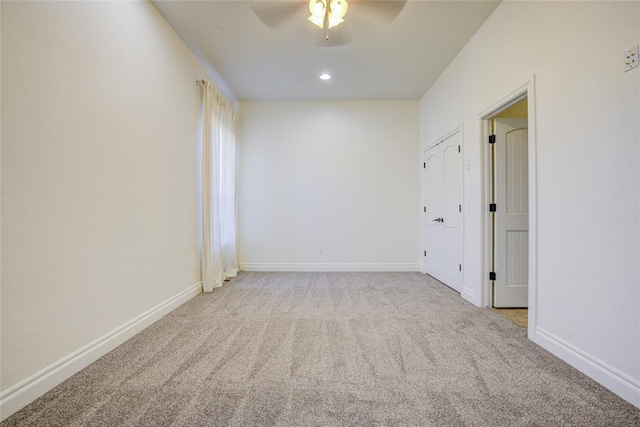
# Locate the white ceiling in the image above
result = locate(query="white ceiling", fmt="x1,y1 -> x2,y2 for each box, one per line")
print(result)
152,0 -> 501,101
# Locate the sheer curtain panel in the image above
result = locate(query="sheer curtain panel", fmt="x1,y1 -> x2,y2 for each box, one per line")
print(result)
199,81 -> 239,292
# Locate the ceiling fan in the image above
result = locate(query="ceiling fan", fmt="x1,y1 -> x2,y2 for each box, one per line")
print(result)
250,0 -> 407,46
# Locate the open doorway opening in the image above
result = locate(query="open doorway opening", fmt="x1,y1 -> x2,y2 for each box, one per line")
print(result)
485,97 -> 530,328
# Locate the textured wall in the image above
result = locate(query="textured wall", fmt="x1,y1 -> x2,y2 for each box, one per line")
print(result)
1,0 -> 206,396
238,101 -> 420,271
420,1 -> 639,405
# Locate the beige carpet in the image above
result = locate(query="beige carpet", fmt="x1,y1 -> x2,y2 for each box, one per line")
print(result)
3,272 -> 639,426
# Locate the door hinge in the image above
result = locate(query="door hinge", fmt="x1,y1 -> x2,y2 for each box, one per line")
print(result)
489,135 -> 496,144
459,264 -> 462,272
489,203 -> 497,212
459,204 -> 462,212
458,145 -> 461,153
423,250 -> 427,257
489,271 -> 496,281
423,206 -> 426,213
423,162 -> 426,168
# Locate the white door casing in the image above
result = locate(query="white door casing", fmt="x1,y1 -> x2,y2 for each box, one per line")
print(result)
493,118 -> 529,307
424,131 -> 463,292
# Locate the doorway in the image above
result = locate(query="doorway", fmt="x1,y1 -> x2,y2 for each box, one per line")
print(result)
483,96 -> 532,328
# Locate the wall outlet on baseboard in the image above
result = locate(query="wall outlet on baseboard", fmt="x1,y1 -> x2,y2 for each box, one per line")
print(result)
624,45 -> 638,71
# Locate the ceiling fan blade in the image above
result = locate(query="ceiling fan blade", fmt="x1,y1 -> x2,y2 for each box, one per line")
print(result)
353,0 -> 407,25
250,1 -> 305,29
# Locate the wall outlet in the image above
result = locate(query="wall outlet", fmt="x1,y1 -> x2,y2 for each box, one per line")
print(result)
317,247 -> 323,255
194,260 -> 200,272
624,45 -> 638,72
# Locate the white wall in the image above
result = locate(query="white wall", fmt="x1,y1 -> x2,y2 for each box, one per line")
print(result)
420,1 -> 639,405
238,101 -> 420,271
1,1 -> 216,417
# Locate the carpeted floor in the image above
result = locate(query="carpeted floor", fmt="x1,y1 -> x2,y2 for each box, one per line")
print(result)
3,272 -> 639,426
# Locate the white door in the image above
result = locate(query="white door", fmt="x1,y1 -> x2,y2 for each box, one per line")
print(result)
424,131 -> 463,292
493,119 -> 529,307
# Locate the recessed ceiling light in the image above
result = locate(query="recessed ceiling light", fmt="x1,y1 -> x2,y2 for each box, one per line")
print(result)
319,73 -> 331,80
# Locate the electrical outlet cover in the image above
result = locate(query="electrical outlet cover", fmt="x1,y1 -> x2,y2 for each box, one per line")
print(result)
624,45 -> 639,72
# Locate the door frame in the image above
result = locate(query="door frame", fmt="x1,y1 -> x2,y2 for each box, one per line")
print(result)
478,76 -> 537,337
421,125 -> 464,281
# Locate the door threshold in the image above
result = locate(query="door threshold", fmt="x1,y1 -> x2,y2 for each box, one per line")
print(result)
493,307 -> 528,329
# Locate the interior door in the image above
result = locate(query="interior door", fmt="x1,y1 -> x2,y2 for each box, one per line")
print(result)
424,131 -> 463,292
493,118 -> 529,307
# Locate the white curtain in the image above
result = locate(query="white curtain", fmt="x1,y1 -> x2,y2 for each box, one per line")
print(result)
199,81 -> 239,292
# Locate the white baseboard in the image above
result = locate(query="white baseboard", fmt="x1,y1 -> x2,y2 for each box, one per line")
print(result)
0,282 -> 203,421
532,326 -> 640,408
461,287 -> 480,307
242,263 -> 421,272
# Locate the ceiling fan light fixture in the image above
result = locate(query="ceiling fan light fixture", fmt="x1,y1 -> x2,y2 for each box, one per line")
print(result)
308,0 -> 327,29
330,0 -> 348,19
308,0 -> 348,30
327,16 -> 344,29
308,14 -> 324,28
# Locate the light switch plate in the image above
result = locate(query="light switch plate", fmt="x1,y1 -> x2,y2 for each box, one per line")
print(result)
624,45 -> 638,72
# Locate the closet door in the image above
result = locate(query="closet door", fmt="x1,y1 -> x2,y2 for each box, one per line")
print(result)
424,131 -> 463,292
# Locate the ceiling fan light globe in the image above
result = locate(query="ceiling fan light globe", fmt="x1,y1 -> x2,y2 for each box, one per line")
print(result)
330,0 -> 348,19
327,16 -> 344,28
308,14 -> 324,28
309,0 -> 326,16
